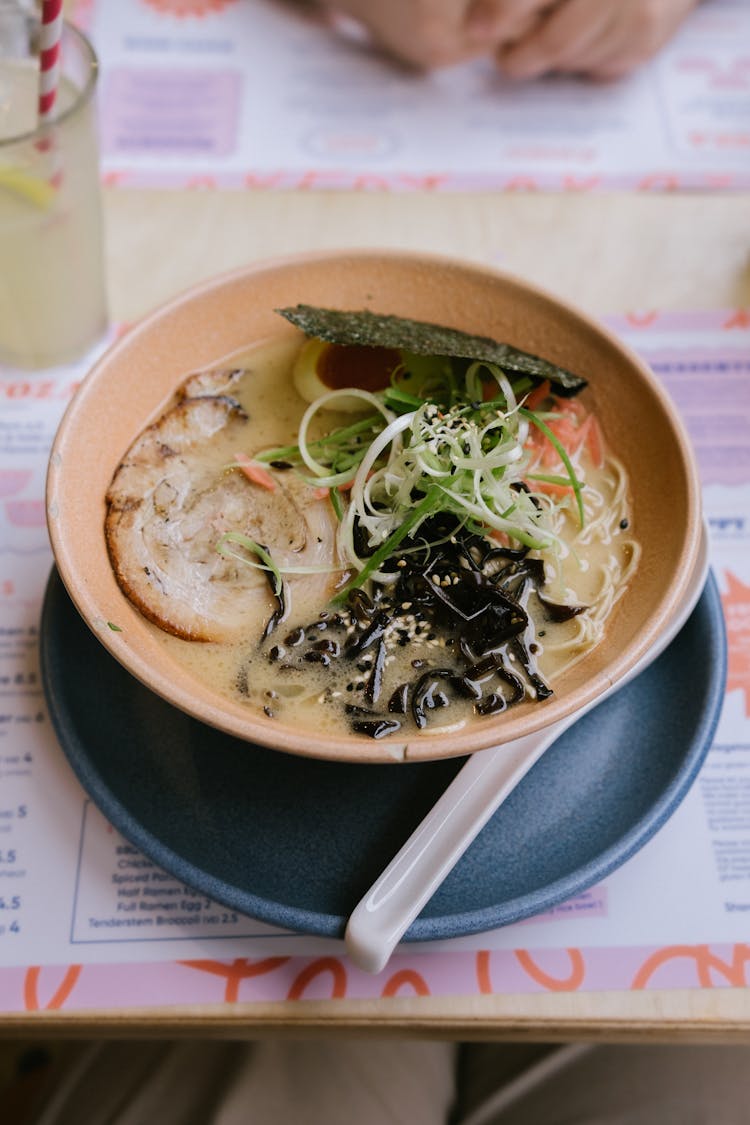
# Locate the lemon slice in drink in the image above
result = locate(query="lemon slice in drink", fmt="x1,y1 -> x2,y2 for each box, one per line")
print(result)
0,166 -> 55,208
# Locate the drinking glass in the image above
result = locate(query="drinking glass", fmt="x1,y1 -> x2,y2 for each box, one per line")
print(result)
0,14 -> 108,368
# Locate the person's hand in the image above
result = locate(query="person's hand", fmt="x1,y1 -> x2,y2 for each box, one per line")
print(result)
497,0 -> 701,81
321,0 -> 699,80
320,0 -> 546,71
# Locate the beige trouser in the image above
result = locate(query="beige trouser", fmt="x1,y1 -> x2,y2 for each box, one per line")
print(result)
17,1038 -> 750,1124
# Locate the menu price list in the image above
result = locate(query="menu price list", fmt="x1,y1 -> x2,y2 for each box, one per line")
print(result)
0,795 -> 29,948
0,637 -> 43,954
71,803 -> 279,946
0,822 -> 24,943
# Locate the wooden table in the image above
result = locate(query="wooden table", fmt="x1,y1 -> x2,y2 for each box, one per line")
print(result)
4,186 -> 749,1041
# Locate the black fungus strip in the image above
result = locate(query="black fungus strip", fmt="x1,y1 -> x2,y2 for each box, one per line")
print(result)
494,557 -> 546,591
476,693 -> 507,716
415,565 -> 528,655
508,637 -> 553,700
472,662 -> 525,715
345,609 -> 390,657
411,669 -> 458,729
464,655 -> 501,680
347,587 -> 376,625
493,664 -> 526,704
484,546 -> 530,564
388,683 -> 410,714
537,592 -> 587,622
454,675 -> 483,701
261,561 -> 287,641
453,537 -> 483,572
352,718 -> 402,739
365,639 -> 387,705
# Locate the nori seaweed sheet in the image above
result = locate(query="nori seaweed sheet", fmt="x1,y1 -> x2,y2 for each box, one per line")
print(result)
276,304 -> 587,395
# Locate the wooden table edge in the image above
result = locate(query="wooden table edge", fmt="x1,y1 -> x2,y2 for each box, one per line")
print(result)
3,990 -> 750,1042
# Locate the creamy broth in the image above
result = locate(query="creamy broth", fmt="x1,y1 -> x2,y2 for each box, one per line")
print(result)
135,336 -> 639,740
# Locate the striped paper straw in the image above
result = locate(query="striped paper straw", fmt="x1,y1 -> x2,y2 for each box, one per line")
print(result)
38,0 -> 64,124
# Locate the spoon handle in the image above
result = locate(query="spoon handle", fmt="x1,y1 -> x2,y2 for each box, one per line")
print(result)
345,727 -> 559,974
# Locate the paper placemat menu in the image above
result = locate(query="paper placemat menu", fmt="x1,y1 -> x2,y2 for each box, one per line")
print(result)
72,0 -> 750,192
0,310 -> 749,1011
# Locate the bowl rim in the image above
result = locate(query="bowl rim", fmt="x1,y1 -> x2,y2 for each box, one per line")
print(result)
46,248 -> 702,764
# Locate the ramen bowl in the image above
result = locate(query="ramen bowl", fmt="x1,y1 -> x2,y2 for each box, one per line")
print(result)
46,250 -> 701,764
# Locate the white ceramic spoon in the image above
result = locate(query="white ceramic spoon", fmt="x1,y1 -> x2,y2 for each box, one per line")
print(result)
345,521 -> 710,974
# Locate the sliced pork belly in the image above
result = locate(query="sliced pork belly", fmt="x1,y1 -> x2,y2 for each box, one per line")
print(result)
105,371 -> 339,643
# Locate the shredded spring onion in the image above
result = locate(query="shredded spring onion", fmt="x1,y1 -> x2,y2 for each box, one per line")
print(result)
241,356 -> 590,595
216,533 -> 284,592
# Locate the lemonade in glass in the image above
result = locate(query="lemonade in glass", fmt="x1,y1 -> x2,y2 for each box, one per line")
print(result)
0,18 -> 107,369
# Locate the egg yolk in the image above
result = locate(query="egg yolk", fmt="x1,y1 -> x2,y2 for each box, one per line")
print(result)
316,342 -> 402,392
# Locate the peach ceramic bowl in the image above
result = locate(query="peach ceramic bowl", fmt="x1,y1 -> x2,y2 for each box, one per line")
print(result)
46,250 -> 701,764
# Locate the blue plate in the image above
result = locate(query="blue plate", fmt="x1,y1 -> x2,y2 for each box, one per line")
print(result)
40,568 -> 726,942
